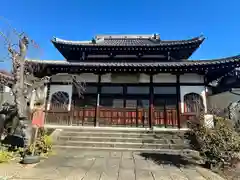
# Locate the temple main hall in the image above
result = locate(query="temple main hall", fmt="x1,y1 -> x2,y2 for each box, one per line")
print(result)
26,34 -> 240,128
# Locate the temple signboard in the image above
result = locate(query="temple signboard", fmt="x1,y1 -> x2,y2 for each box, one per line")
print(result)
32,107 -> 45,128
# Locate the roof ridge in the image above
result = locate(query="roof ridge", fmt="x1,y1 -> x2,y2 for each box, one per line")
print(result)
51,35 -> 205,45
95,34 -> 155,39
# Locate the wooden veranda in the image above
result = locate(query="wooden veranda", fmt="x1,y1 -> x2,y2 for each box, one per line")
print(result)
44,105 -> 193,128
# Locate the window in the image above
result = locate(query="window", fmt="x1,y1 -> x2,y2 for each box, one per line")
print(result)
154,87 -> 176,94
101,86 -> 123,94
113,99 -> 124,108
184,93 -> 204,113
153,97 -> 177,109
165,98 -> 177,109
84,86 -> 98,94
126,86 -> 149,94
139,100 -> 149,108
154,99 -> 165,108
100,98 -> 123,108
51,91 -> 69,105
50,91 -> 69,109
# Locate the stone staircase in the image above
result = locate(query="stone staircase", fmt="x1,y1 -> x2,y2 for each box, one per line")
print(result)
52,128 -> 197,155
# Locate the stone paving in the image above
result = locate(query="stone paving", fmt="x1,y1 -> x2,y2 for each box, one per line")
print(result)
0,150 -> 226,180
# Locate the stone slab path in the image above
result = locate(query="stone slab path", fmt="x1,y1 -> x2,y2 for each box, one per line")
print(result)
0,150 -> 226,180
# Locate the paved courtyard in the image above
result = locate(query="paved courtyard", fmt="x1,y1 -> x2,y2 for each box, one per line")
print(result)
0,150 -> 226,180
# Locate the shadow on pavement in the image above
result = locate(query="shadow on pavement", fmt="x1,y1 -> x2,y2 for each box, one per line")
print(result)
140,153 -> 199,168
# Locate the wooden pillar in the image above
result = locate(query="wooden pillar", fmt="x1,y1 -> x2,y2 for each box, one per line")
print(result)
149,74 -> 154,128
95,74 -> 101,126
123,85 -> 127,126
203,76 -> 208,114
176,74 -> 181,129
43,77 -> 51,125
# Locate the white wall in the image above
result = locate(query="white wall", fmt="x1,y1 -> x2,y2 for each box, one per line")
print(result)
153,73 -> 176,83
0,85 -> 14,105
139,74 -> 150,83
30,86 -> 48,110
47,84 -> 73,111
100,73 -> 150,83
51,73 -> 205,84
180,86 -> 207,113
4,86 -> 12,92
51,74 -> 73,82
180,74 -> 204,83
52,73 -> 97,83
49,73 -> 208,113
79,73 -> 98,82
111,73 -> 139,83
208,90 -> 240,110
101,73 -> 111,83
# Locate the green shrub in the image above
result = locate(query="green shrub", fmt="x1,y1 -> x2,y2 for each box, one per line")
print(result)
26,128 -> 53,157
0,146 -> 14,163
187,116 -> 240,168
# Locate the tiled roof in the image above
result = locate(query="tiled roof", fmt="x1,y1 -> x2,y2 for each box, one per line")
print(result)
52,35 -> 205,47
0,70 -> 13,86
26,55 -> 240,67
0,70 -> 13,79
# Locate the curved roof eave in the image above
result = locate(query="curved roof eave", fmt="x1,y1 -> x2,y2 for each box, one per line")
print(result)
51,35 -> 205,47
25,54 -> 240,67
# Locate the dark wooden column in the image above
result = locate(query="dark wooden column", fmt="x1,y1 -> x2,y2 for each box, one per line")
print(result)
95,74 -> 101,126
123,85 -> 127,125
176,74 -> 181,129
149,74 -> 154,128
204,76 -> 208,114
43,76 -> 52,125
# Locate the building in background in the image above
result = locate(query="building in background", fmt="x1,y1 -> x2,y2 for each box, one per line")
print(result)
208,68 -> 240,126
0,70 -> 14,105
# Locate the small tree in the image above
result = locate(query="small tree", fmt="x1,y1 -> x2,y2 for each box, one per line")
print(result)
185,99 -> 240,169
0,17 -> 85,155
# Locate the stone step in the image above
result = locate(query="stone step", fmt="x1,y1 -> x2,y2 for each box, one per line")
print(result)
60,131 -> 184,139
57,136 -> 185,144
53,128 -> 191,153
63,127 -> 186,135
61,131 -> 154,138
53,145 -> 199,156
55,140 -> 190,149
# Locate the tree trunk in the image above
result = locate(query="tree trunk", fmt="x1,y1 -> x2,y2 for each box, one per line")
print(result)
11,37 -> 32,147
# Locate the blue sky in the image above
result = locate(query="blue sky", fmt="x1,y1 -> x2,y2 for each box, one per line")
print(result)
0,0 -> 240,70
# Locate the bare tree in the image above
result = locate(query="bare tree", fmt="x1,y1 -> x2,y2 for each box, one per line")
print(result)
0,17 -> 86,150
0,19 -> 36,146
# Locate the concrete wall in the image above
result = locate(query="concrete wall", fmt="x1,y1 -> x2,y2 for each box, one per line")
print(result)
208,90 -> 240,110
0,85 -> 14,105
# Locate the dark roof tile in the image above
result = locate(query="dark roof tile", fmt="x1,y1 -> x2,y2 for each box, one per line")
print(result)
26,55 -> 240,68
52,35 -> 205,47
